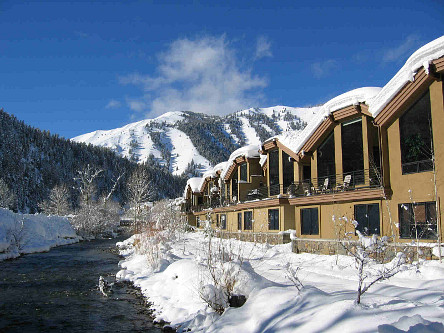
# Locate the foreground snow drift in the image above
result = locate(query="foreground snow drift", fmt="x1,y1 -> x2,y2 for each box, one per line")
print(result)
0,208 -> 80,260
117,233 -> 444,332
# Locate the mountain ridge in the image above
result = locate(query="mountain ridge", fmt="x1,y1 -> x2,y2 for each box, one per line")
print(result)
73,105 -> 323,176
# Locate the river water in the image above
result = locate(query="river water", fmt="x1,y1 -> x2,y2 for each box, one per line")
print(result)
0,238 -> 161,333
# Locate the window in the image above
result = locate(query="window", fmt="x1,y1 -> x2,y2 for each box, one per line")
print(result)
244,211 -> 253,230
342,118 -> 364,184
197,196 -> 203,205
399,202 -> 437,239
269,149 -> 280,196
317,132 -> 335,185
237,212 -> 242,230
231,169 -> 238,200
220,214 -> 227,230
354,204 -> 380,235
283,151 -> 294,192
301,208 -> 319,235
240,163 -> 247,182
268,209 -> 279,230
399,91 -> 433,174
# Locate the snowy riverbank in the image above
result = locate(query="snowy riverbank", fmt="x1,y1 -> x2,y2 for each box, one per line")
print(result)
0,208 -> 80,261
117,232 -> 444,333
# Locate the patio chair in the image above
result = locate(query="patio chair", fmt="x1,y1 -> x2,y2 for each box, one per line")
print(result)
320,178 -> 329,193
337,175 -> 352,191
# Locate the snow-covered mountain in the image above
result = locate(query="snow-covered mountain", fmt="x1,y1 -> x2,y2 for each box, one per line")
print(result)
73,106 -> 322,176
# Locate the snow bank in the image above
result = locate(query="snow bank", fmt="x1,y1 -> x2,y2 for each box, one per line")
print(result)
116,232 -> 444,332
0,208 -> 80,261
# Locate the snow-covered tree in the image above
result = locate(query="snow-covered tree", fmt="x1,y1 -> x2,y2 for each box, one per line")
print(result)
39,184 -> 70,216
0,178 -> 15,209
127,167 -> 155,230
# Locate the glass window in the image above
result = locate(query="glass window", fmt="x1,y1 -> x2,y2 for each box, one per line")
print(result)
232,169 -> 238,200
354,204 -> 380,235
269,149 -> 280,196
220,214 -> 227,230
317,132 -> 335,185
237,212 -> 242,230
283,151 -> 294,192
244,211 -> 253,230
399,202 -> 437,239
240,163 -> 247,182
268,209 -> 279,230
342,118 -> 364,184
301,208 -> 319,235
399,91 -> 433,174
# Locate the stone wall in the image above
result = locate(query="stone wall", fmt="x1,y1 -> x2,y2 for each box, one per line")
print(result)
292,238 -> 439,262
216,231 -> 291,245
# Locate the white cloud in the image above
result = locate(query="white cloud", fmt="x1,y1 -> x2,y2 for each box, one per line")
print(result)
382,34 -> 421,63
126,98 -> 148,113
120,35 -> 267,118
255,35 -> 272,59
105,99 -> 121,109
311,59 -> 337,78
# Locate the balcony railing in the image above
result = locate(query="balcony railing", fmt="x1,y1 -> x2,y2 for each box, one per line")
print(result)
401,159 -> 433,174
185,168 -> 383,212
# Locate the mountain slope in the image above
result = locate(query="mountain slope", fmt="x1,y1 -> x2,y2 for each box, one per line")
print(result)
73,106 -> 322,176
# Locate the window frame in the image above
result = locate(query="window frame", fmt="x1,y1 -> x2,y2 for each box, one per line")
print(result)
244,211 -> 253,230
354,203 -> 380,236
399,201 -> 437,240
300,207 -> 319,235
240,163 -> 248,182
268,209 -> 280,231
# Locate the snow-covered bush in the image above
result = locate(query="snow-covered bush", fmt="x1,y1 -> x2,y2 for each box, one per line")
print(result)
340,218 -> 407,304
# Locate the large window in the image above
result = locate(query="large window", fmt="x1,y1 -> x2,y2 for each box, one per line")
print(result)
232,169 -> 238,200
268,209 -> 279,230
282,151 -> 294,192
354,204 -> 380,235
342,118 -> 364,184
240,163 -> 247,182
399,91 -> 433,174
244,211 -> 253,230
399,202 -> 437,239
301,208 -> 319,235
220,214 -> 227,230
317,132 -> 336,185
237,212 -> 242,230
269,149 -> 280,196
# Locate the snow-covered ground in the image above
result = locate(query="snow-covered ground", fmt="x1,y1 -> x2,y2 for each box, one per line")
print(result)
0,208 -> 80,261
117,232 -> 444,333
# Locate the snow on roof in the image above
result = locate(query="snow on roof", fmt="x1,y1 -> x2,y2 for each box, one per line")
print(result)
270,87 -> 381,154
370,35 -> 444,117
220,144 -> 261,179
259,154 -> 267,167
184,177 -> 203,197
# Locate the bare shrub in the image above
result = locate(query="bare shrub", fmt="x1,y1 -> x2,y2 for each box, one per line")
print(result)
7,216 -> 28,252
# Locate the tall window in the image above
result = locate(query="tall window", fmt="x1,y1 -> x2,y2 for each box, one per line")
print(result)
342,118 -> 364,184
317,132 -> 335,184
240,163 -> 247,182
269,149 -> 280,195
268,209 -> 279,230
237,212 -> 242,230
244,211 -> 253,230
220,214 -> 227,230
354,204 -> 380,235
399,202 -> 437,239
301,208 -> 319,235
232,169 -> 238,200
399,91 -> 433,174
282,151 -> 294,192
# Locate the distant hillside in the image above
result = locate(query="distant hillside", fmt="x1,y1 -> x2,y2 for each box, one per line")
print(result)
0,109 -> 186,213
74,106 -> 322,176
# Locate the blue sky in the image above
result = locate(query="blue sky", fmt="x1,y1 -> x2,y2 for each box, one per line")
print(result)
1,0 -> 443,139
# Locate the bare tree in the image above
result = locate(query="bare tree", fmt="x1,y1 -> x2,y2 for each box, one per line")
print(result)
127,167 -> 155,231
74,164 -> 103,207
39,184 -> 70,216
0,178 -> 15,209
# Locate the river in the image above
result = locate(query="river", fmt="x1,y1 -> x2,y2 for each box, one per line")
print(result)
0,237 -> 161,332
